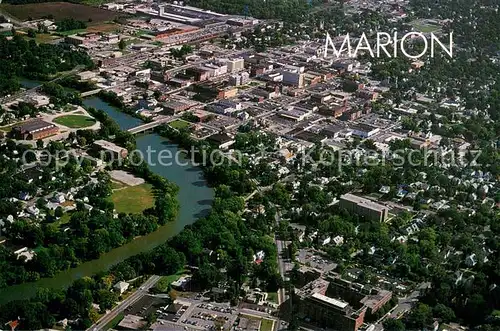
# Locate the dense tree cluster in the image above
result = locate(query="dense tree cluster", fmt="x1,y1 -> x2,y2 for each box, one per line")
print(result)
0,35 -> 93,97
169,45 -> 193,59
41,82 -> 82,106
0,109 -> 178,289
0,123 -> 283,329
189,0 -> 320,22
56,18 -> 87,32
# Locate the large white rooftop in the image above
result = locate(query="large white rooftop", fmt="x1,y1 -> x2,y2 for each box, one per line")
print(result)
311,292 -> 349,309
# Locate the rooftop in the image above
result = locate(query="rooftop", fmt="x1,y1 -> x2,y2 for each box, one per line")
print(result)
340,193 -> 388,212
311,292 -> 349,309
94,140 -> 127,154
14,119 -> 56,133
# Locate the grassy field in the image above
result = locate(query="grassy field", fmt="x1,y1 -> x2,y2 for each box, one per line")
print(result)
260,319 -> 274,331
267,292 -> 278,303
50,209 -> 74,229
411,21 -> 441,33
155,273 -> 185,292
30,33 -> 60,43
53,114 -> 96,128
111,181 -> 127,190
87,22 -> 121,33
0,2 -> 119,22
168,119 -> 191,129
0,122 -> 22,132
111,183 -> 154,214
55,28 -> 87,36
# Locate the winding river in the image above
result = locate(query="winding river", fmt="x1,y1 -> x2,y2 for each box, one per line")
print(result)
0,97 -> 214,304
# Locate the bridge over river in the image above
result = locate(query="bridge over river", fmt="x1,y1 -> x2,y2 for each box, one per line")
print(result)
127,117 -> 173,134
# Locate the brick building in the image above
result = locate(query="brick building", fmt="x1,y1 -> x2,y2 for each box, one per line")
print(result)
12,119 -> 59,140
295,275 -> 392,331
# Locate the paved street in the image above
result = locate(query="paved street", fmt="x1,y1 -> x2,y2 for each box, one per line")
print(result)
88,275 -> 161,331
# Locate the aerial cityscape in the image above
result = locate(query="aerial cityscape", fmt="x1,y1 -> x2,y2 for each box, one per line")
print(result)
0,0 -> 498,330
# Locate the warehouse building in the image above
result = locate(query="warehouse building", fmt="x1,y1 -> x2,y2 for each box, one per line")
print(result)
12,119 -> 59,140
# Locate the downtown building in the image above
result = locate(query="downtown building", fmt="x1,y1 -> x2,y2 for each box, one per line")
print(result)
339,193 -> 389,222
294,275 -> 392,331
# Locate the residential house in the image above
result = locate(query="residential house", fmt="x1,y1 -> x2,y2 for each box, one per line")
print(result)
465,254 -> 477,267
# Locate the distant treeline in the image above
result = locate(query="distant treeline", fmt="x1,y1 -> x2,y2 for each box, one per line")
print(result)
2,0 -> 85,4
56,18 -> 87,31
188,0 -> 321,21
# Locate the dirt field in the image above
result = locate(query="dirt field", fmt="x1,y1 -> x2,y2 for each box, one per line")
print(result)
0,2 -> 119,22
87,22 -> 121,33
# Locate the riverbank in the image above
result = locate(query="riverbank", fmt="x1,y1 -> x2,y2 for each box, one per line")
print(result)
0,97 -> 213,304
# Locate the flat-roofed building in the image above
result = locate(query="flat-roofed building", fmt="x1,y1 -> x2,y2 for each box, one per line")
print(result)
206,133 -> 235,150
297,291 -> 366,331
349,123 -> 380,138
295,274 -> 393,331
327,275 -> 392,315
12,119 -> 59,140
162,99 -> 195,114
279,109 -> 309,122
93,140 -> 128,159
339,193 -> 389,222
226,58 -> 245,72
117,314 -> 147,330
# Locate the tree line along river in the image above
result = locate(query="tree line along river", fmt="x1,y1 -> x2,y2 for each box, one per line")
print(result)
0,95 -> 214,304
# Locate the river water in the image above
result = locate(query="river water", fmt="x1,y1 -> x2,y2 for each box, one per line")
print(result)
0,97 -> 213,304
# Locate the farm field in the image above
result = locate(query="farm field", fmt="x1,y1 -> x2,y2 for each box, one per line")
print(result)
53,114 -> 96,128
0,2 -> 118,22
87,22 -> 121,33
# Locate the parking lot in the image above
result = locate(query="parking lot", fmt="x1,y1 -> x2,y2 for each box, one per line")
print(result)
154,301 -> 236,330
125,295 -> 170,317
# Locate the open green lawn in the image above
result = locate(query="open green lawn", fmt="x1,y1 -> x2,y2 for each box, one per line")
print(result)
168,119 -> 191,129
0,122 -> 22,132
260,319 -> 274,331
55,28 -> 87,36
25,33 -> 60,44
111,181 -> 127,190
53,114 -> 96,128
111,183 -> 154,214
50,209 -> 74,230
267,292 -> 278,303
411,22 -> 441,33
155,272 -> 185,292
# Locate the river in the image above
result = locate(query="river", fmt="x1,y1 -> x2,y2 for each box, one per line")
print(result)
0,97 -> 214,304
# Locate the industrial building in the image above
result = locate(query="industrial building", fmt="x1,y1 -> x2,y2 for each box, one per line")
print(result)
339,193 -> 389,222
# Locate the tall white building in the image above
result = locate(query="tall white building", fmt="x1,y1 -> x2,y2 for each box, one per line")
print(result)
227,58 -> 245,73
